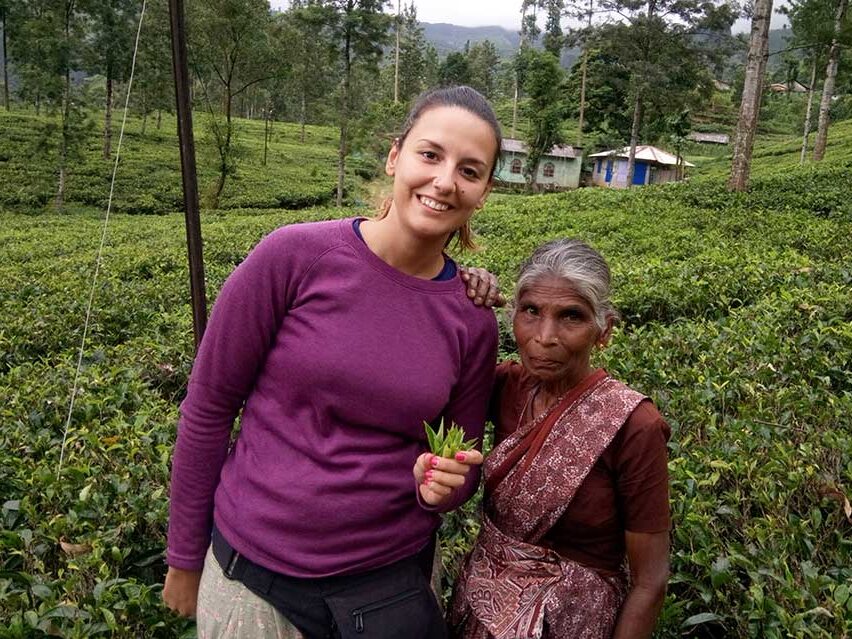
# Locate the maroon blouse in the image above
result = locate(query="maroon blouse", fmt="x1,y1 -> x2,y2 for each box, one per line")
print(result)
489,361 -> 671,575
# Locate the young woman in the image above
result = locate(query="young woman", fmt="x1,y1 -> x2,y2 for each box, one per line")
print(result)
162,86 -> 504,639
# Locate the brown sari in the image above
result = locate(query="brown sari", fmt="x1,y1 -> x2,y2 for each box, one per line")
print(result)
448,371 -> 646,639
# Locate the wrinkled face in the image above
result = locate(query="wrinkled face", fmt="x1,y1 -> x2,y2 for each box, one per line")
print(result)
385,106 -> 496,244
513,277 -> 611,389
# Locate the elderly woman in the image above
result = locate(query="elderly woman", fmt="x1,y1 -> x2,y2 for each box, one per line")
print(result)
446,239 -> 670,639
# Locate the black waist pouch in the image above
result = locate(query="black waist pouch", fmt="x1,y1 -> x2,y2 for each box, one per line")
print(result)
212,526 -> 447,639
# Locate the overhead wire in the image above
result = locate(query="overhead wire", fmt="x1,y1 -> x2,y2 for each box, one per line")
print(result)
57,0 -> 149,478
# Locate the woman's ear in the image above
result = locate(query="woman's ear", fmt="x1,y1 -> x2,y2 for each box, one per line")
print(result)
597,317 -> 615,348
476,179 -> 493,208
385,139 -> 400,177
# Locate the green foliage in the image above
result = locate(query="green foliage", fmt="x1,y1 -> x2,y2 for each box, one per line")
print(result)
424,419 -> 478,459
0,110 -> 342,214
1,110 -> 851,636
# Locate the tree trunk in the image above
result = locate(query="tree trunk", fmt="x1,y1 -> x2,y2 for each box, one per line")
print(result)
103,74 -> 113,159
300,91 -> 306,144
727,0 -> 772,192
263,109 -> 269,166
2,7 -> 9,111
511,73 -> 519,139
800,55 -> 818,164
57,68 -> 71,210
576,48 -> 588,148
141,109 -> 148,136
156,109 -> 162,130
625,93 -> 643,188
812,0 -> 848,161
336,32 -> 351,207
212,88 -> 233,209
393,0 -> 400,104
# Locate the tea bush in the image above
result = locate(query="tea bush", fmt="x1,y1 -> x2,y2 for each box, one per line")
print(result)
0,111 -> 342,215
1,113 -> 850,637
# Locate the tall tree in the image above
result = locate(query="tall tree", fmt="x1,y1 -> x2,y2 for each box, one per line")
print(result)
325,0 -> 391,207
276,2 -> 336,143
521,48 -> 565,190
396,2 -> 431,101
190,0 -> 274,208
466,40 -> 499,99
134,0 -> 173,134
14,0 -> 91,207
439,50 -> 471,87
512,0 -> 539,137
812,0 -> 850,160
541,0 -> 565,57
0,0 -> 22,110
728,0 -> 773,191
779,0 -> 836,162
565,0 -> 599,147
84,0 -> 138,159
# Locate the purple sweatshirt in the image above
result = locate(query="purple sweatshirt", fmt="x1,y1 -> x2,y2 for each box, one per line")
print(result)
167,218 -> 497,577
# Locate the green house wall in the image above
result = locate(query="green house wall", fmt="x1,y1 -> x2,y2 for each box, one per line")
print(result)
494,152 -> 582,189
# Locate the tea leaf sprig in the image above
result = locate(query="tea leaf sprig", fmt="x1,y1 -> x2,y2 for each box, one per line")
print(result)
424,418 -> 478,458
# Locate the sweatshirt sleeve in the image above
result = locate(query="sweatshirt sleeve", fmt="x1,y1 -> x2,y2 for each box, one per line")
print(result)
166,227 -> 307,570
430,306 -> 498,514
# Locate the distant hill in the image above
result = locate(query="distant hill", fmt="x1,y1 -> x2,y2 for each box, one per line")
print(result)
421,23 -> 520,58
421,22 -> 580,69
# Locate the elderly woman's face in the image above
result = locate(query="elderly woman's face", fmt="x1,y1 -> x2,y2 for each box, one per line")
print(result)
513,276 -> 607,390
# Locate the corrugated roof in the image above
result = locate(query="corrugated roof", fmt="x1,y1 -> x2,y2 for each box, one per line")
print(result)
587,145 -> 695,167
687,132 -> 730,144
501,138 -> 579,159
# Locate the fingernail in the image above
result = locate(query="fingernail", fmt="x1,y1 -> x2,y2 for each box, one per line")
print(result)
475,297 -> 483,304
425,470 -> 433,481
455,452 -> 466,462
431,456 -> 440,467
469,289 -> 476,296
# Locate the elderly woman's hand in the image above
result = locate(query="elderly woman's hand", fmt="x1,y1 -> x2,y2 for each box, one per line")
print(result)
459,266 -> 506,308
414,450 -> 484,507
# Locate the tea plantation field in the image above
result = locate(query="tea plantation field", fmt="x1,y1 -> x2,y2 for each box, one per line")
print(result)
1,111 -> 850,638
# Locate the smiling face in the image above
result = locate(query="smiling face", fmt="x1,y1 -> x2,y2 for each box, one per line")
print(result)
513,276 -> 613,393
384,105 -> 497,246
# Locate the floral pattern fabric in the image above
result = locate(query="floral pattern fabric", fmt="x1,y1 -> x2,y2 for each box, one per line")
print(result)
449,375 -> 645,639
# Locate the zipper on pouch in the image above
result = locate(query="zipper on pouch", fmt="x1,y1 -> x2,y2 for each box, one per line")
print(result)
351,588 -> 420,633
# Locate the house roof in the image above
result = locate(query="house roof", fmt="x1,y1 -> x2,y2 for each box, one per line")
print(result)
588,145 -> 695,167
687,132 -> 730,144
501,138 -> 580,159
769,81 -> 809,93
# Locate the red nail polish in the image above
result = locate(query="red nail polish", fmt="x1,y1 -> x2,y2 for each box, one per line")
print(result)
431,456 -> 440,467
425,470 -> 433,481
455,452 -> 466,462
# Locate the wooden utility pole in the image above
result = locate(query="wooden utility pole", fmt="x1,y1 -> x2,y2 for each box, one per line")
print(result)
168,0 -> 208,349
728,0 -> 773,192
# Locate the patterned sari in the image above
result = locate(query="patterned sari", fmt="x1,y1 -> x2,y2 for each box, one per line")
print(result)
448,371 -> 646,639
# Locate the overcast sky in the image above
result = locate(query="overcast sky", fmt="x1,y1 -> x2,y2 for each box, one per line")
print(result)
269,1 -> 789,35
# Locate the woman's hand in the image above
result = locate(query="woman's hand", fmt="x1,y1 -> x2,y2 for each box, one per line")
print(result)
414,450 -> 484,507
460,266 -> 506,308
163,566 -> 202,618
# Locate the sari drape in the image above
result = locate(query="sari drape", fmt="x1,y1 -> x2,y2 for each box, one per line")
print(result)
449,373 -> 645,639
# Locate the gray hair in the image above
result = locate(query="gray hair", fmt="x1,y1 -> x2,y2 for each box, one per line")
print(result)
513,239 -> 619,330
